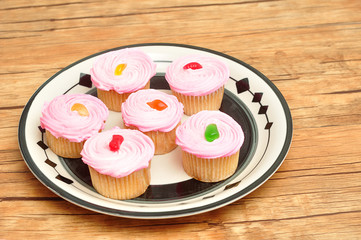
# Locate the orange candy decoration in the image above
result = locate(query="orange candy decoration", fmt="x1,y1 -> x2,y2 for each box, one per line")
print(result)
114,63 -> 127,76
71,103 -> 89,116
147,99 -> 168,111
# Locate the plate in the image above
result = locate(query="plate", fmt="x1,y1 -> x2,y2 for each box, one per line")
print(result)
18,43 -> 292,219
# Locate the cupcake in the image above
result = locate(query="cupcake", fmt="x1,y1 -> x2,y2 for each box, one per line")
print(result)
121,89 -> 184,155
90,48 -> 157,112
176,110 -> 244,182
81,127 -> 155,200
40,94 -> 109,158
165,55 -> 229,115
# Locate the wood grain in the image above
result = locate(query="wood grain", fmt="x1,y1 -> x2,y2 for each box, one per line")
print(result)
1,0 -> 361,239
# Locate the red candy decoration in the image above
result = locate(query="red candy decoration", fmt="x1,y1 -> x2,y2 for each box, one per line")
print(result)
183,62 -> 202,70
147,99 -> 168,111
109,135 -> 124,152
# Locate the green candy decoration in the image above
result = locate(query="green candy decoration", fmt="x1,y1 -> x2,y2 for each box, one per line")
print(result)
204,123 -> 220,142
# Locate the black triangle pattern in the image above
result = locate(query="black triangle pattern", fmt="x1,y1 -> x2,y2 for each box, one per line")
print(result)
236,78 -> 250,94
38,126 -> 45,133
202,195 -> 216,200
224,180 -> 241,190
79,73 -> 92,88
38,126 -> 73,185
252,92 -> 263,102
258,105 -> 268,114
37,140 -> 48,150
265,122 -> 273,130
56,175 -> 74,184
45,158 -> 57,168
234,77 -> 272,130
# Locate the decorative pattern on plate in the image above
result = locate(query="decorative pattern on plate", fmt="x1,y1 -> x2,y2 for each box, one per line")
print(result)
233,77 -> 273,130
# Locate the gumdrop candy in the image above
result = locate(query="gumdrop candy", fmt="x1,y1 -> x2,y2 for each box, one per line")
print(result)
204,123 -> 220,142
183,62 -> 202,70
109,135 -> 124,152
114,63 -> 127,76
71,103 -> 89,117
147,99 -> 168,111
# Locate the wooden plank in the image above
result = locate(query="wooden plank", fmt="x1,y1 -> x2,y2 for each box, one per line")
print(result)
1,191 -> 361,239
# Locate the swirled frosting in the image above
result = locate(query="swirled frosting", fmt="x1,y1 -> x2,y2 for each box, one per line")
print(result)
176,110 -> 244,158
40,94 -> 109,142
121,89 -> 184,132
81,127 -> 155,178
165,55 -> 230,96
90,48 -> 157,93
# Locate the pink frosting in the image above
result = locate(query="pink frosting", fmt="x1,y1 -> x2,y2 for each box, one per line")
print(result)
81,127 -> 155,178
165,54 -> 230,96
40,94 -> 109,142
90,48 -> 157,93
121,89 -> 184,132
176,110 -> 244,158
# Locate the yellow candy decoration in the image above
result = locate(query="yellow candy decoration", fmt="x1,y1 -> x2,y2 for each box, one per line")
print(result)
114,63 -> 127,76
71,103 -> 89,117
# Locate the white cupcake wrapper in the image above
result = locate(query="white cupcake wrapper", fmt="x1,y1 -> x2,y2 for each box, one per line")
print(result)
126,122 -> 180,155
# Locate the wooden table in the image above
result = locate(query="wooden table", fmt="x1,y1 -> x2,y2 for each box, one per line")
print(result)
1,0 -> 361,239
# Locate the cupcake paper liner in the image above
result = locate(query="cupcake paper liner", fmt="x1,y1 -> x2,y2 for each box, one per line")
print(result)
88,165 -> 151,200
172,86 -> 224,115
182,150 -> 240,182
45,130 -> 84,158
126,122 -> 180,155
97,81 -> 150,112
